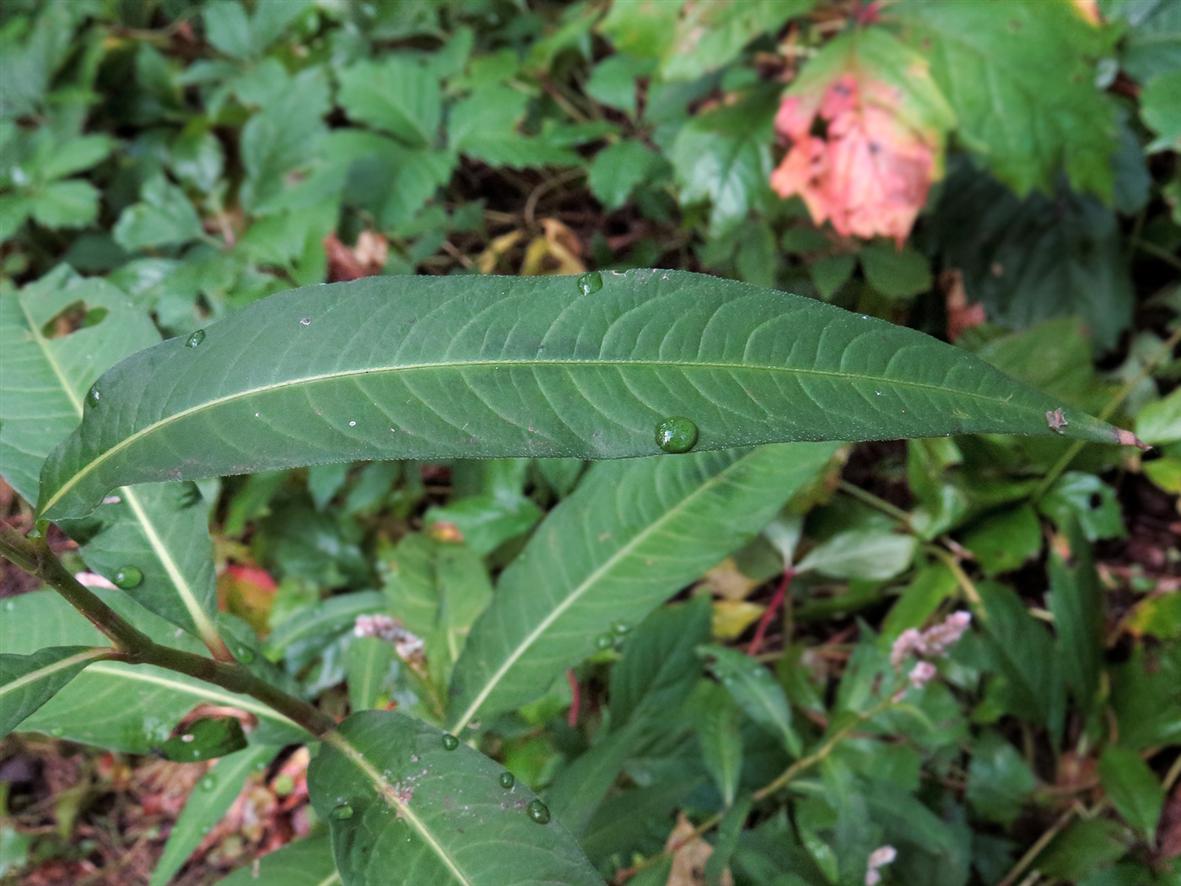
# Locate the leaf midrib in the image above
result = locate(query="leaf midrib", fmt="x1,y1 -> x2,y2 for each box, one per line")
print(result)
42,354 -> 1030,517
450,449 -> 767,731
1,648 -> 109,699
323,731 -> 473,885
17,296 -> 217,640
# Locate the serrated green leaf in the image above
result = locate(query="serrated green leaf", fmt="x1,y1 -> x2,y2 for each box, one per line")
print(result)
588,140 -> 664,210
152,744 -> 278,886
447,443 -> 834,728
0,646 -> 110,737
36,270 -> 1128,523
309,711 -> 602,885
899,0 -> 1118,199
0,269 -> 222,643
40,134 -> 112,181
661,0 -> 813,81
113,175 -> 204,251
1098,747 -> 1165,842
338,57 -> 441,148
3,590 -> 302,751
700,644 -> 799,754
217,834 -> 338,885
30,179 -> 99,229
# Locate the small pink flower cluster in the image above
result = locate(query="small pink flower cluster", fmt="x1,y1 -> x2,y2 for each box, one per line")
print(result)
889,610 -> 972,691
865,845 -> 897,886
354,614 -> 425,661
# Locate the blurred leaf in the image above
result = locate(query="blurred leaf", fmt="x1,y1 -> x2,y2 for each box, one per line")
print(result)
151,744 -> 276,886
704,794 -> 753,886
961,504 -> 1041,577
796,529 -> 917,582
1035,818 -> 1133,880
1047,524 -> 1102,714
1140,71 -> 1181,151
30,179 -> 99,229
160,716 -> 248,762
597,0 -> 681,58
700,645 -> 799,755
308,711 -> 601,884
859,243 -> 932,299
1039,472 -> 1125,542
338,57 -> 441,148
900,0 -> 1117,199
881,563 -> 957,642
114,175 -> 204,251
1111,646 -> 1181,750
346,636 -> 395,712
1099,747 -> 1165,842
808,254 -> 856,299
450,84 -> 579,168
586,55 -> 651,116
966,732 -> 1037,826
697,685 -> 744,807
588,140 -> 665,210
1126,593 -> 1181,641
1112,0 -> 1181,82
661,0 -> 813,81
1136,388 -> 1181,445
217,834 -> 336,885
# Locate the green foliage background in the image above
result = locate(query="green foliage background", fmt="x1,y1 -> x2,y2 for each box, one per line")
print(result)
0,0 -> 1179,884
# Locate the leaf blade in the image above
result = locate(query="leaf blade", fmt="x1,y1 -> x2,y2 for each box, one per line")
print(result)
38,270 -> 1126,522
0,646 -> 110,736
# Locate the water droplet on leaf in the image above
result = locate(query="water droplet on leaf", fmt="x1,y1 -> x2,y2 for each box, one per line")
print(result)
237,646 -> 255,664
113,566 -> 143,589
527,799 -> 551,824
87,385 -> 101,406
185,329 -> 206,348
200,776 -> 216,791
576,271 -> 603,296
595,633 -> 614,650
441,733 -> 459,751
331,803 -> 354,820
611,620 -> 630,635
299,317 -> 312,327
499,772 -> 515,789
655,416 -> 698,453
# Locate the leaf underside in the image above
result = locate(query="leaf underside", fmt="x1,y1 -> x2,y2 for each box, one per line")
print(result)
38,270 -> 1122,522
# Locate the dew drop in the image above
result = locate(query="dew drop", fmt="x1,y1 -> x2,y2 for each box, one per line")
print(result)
348,420 -> 357,428
185,329 -> 206,348
331,803 -> 354,820
655,416 -> 698,454
299,317 -> 312,327
576,271 -> 603,296
527,799 -> 551,824
113,565 -> 144,589
595,632 -> 615,650
200,775 -> 216,791
611,620 -> 631,636
237,646 -> 256,664
87,385 -> 101,406
498,771 -> 515,789
441,733 -> 459,751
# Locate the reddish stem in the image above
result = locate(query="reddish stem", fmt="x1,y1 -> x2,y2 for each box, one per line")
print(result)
566,669 -> 581,727
748,568 -> 795,656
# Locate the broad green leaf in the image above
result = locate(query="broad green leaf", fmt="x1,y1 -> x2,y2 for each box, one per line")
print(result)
218,834 -> 338,885
0,646 -> 110,737
151,744 -> 277,886
899,0 -> 1118,199
338,58 -> 441,148
966,732 -> 1038,826
1140,71 -> 1181,151
1136,388 -> 1181,445
697,685 -> 744,807
159,716 -> 248,762
1039,472 -> 1125,542
700,645 -> 799,755
2,590 -> 302,751
113,175 -> 204,251
346,636 -> 395,712
859,243 -> 932,300
1098,747 -> 1165,842
29,179 -> 99,228
598,0 -> 681,58
796,529 -> 917,581
588,140 -> 665,210
447,443 -> 836,729
545,720 -> 650,838
670,96 -> 776,234
0,269 -> 222,644
450,85 -> 580,169
961,504 -> 1041,577
266,590 -> 386,656
37,270 -> 1129,523
1113,0 -> 1181,82
308,711 -> 601,885
661,0 -> 814,80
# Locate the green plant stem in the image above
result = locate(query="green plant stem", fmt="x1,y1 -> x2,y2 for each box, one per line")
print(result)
1034,323 -> 1181,502
837,480 -> 912,527
0,525 -> 336,738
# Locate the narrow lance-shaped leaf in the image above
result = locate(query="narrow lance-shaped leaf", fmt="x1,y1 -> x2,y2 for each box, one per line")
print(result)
308,711 -> 602,885
0,268 -> 222,647
2,590 -> 303,751
217,834 -> 338,885
0,646 -> 112,737
37,270 -> 1133,522
447,442 -> 836,730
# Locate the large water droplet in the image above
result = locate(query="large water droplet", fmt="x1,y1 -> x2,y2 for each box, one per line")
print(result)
527,799 -> 551,824
331,803 -> 354,820
186,329 -> 206,348
113,566 -> 144,589
200,775 -> 216,791
237,646 -> 256,664
441,733 -> 459,751
576,271 -> 603,296
499,772 -> 515,789
87,385 -> 101,406
299,317 -> 312,327
655,416 -> 698,453
611,620 -> 631,636
595,632 -> 615,650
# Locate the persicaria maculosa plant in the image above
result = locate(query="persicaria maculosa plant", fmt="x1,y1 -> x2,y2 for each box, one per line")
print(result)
0,270 -> 1142,884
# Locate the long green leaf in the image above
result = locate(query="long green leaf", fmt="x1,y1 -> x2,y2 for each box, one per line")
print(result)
37,270 -> 1129,522
447,442 -> 835,730
1,590 -> 302,751
0,268 -> 221,644
150,744 -> 278,886
309,711 -> 602,885
218,834 -> 338,885
0,646 -> 111,736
